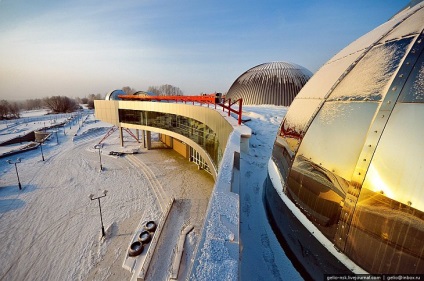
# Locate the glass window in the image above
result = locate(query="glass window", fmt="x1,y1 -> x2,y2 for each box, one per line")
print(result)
345,188 -> 424,274
271,137 -> 293,182
328,38 -> 413,102
398,48 -> 424,103
362,103 -> 424,212
119,109 -> 142,124
286,155 -> 349,239
295,53 -> 361,100
279,98 -> 323,154
119,109 -> 220,167
296,102 -> 378,181
343,103 -> 424,274
382,8 -> 424,43
284,101 -> 379,240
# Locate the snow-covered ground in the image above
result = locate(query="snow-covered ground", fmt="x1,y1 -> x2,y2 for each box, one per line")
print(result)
0,106 -> 301,280
240,105 -> 302,281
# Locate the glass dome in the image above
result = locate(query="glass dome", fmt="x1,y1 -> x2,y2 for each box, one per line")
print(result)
265,2 -> 424,278
226,62 -> 312,106
105,89 -> 126,100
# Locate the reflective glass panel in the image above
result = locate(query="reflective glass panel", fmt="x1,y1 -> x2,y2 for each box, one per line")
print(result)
295,53 -> 361,99
345,103 -> 424,273
382,7 -> 424,43
345,188 -> 424,274
362,103 -> 424,212
118,109 -> 220,166
328,38 -> 413,102
286,155 -> 349,240
297,101 -> 378,181
279,98 -> 322,153
398,48 -> 424,103
272,137 -> 292,181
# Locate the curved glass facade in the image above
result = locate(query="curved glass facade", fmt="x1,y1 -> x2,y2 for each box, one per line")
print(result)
119,109 -> 221,168
265,3 -> 424,278
226,62 -> 312,106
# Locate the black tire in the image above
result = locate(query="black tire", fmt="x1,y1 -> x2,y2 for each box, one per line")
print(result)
128,241 -> 144,257
138,230 -> 152,244
145,221 -> 157,232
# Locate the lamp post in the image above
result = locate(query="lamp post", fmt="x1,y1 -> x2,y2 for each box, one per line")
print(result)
54,130 -> 59,144
94,144 -> 103,171
7,158 -> 22,190
39,141 -> 45,161
89,190 -> 108,237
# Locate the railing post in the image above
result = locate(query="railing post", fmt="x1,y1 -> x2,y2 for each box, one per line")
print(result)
238,98 -> 243,125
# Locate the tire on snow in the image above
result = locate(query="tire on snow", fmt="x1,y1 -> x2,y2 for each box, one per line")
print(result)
145,221 -> 157,232
138,230 -> 152,244
128,241 -> 144,257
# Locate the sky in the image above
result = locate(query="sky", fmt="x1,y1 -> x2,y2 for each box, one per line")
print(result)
0,0 -> 407,100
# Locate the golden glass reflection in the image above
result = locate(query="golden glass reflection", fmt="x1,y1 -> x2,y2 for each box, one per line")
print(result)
279,98 -> 322,153
345,188 -> 424,274
287,155 -> 349,239
362,103 -> 424,212
297,101 -> 378,181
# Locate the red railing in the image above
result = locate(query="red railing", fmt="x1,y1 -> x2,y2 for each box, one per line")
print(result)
117,94 -> 243,125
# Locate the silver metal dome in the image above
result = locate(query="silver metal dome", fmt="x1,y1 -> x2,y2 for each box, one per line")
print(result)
226,62 -> 312,106
265,2 -> 424,277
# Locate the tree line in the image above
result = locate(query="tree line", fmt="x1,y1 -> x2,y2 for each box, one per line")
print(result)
0,93 -> 103,120
0,84 -> 184,120
122,84 -> 184,96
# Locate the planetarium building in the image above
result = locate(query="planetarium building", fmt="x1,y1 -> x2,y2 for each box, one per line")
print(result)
264,2 -> 424,278
226,62 -> 312,106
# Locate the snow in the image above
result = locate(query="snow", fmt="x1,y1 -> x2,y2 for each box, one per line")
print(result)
0,105 -> 301,280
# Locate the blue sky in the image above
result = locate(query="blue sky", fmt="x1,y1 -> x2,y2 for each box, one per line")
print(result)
0,0 -> 406,100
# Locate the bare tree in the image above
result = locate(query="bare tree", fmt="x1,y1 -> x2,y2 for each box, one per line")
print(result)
86,93 -> 103,109
147,86 -> 161,95
122,86 -> 136,95
25,99 -> 43,110
43,96 -> 79,113
147,84 -> 183,96
8,102 -> 20,119
0,100 -> 9,119
0,100 -> 20,119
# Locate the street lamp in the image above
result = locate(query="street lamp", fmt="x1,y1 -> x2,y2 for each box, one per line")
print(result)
54,130 -> 59,144
89,190 -> 108,237
7,158 -> 22,190
94,144 -> 103,171
39,141 -> 45,161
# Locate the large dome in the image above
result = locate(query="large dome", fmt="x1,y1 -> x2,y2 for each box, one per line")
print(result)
105,89 -> 126,100
226,62 -> 312,106
265,1 -> 424,278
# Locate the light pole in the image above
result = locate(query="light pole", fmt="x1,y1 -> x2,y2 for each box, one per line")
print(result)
89,190 -> 108,237
39,141 -> 45,161
7,158 -> 22,190
94,144 -> 103,171
54,130 -> 59,144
